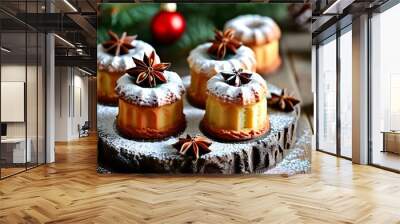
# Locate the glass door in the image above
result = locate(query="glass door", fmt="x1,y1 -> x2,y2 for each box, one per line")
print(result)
0,0 -> 47,179
316,23 -> 353,159
26,1 -> 46,169
370,2 -> 400,171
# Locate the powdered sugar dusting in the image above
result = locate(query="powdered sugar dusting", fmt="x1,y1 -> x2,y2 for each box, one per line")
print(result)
98,81 -> 297,159
115,71 -> 185,107
207,72 -> 268,105
187,43 -> 256,75
225,15 -> 281,45
265,131 -> 312,175
97,40 -> 160,72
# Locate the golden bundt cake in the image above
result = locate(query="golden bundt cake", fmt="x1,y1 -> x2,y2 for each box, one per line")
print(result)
225,15 -> 281,74
115,52 -> 185,140
97,31 -> 160,105
201,68 -> 269,141
187,29 -> 256,109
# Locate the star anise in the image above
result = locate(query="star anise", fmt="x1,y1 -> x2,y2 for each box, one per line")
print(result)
220,68 -> 252,87
172,134 -> 212,160
207,29 -> 242,60
126,51 -> 170,88
102,30 -> 137,56
268,89 -> 300,112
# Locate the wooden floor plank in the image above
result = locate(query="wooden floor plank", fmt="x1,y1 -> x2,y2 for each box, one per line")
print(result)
0,135 -> 399,223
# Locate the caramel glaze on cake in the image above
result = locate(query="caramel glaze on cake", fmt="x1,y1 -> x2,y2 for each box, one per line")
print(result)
187,43 -> 256,109
201,71 -> 270,141
97,39 -> 160,105
115,71 -> 186,140
225,15 -> 282,74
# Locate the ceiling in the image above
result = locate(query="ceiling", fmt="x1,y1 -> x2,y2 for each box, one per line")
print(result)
0,0 -> 97,73
312,0 -> 390,42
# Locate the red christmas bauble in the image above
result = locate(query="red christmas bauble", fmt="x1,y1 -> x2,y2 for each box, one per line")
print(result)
151,10 -> 186,45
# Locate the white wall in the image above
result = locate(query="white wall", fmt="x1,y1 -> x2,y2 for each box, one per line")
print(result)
54,67 -> 89,141
1,65 -> 25,138
55,66 -> 69,141
1,65 -> 40,138
70,72 -> 89,138
1,64 -> 46,164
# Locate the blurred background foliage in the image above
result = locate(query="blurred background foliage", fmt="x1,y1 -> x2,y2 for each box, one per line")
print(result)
98,3 -> 292,61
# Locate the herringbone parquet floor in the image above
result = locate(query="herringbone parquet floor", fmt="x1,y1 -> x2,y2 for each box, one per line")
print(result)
1,135 -> 400,224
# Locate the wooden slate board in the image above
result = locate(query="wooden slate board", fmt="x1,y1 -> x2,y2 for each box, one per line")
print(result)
97,34 -> 312,174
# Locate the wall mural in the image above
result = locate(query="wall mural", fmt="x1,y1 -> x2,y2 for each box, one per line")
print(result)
96,3 -> 312,175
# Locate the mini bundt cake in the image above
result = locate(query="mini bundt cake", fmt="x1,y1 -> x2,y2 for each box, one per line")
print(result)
115,52 -> 185,140
225,15 -> 281,74
201,68 -> 269,141
97,30 -> 160,105
187,29 -> 256,109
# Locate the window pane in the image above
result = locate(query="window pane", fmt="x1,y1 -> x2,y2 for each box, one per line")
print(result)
340,29 -> 352,158
371,3 -> 400,171
317,37 -> 337,154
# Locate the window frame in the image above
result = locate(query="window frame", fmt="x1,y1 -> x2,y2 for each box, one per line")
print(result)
315,19 -> 353,160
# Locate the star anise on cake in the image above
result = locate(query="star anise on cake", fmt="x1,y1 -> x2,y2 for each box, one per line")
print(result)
207,29 -> 242,60
126,51 -> 170,88
172,134 -> 212,160
268,89 -> 300,112
221,68 -> 252,87
102,30 -> 137,56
